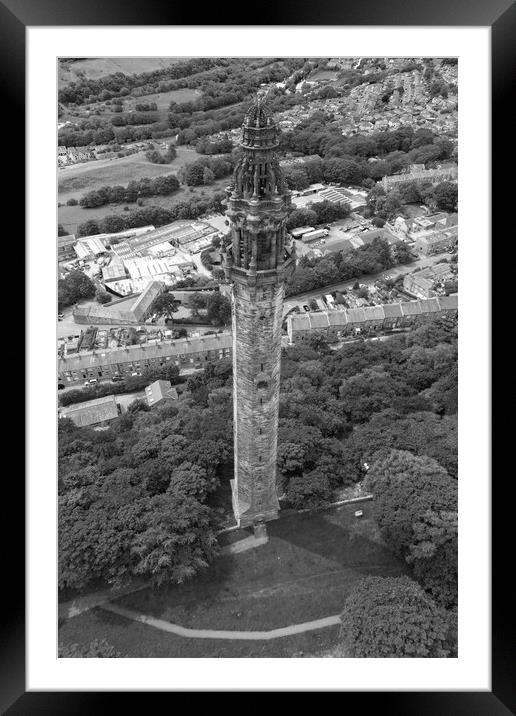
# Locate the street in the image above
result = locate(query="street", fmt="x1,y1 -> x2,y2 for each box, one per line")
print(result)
283,251 -> 450,315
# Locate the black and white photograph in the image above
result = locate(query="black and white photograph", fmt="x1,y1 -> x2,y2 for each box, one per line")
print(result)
16,15 -> 500,703
56,54 -> 460,659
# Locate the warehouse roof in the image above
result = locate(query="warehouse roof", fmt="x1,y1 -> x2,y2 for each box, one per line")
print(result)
60,395 -> 118,427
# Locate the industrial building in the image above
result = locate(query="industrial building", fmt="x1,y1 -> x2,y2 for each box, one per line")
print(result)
102,256 -> 127,283
111,220 -> 218,260
74,236 -> 107,259
73,280 -> 164,325
58,234 -> 77,261
59,395 -> 120,427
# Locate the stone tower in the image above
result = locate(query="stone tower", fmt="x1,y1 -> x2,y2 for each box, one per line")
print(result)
222,96 -> 296,528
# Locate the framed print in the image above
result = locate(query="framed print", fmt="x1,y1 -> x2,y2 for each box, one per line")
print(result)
5,0 -> 510,710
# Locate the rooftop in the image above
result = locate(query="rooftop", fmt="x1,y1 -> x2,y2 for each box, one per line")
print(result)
59,331 -> 233,372
288,295 -> 458,332
145,379 -> 178,406
60,395 -> 118,427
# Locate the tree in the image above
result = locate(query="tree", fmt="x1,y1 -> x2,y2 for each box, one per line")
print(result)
364,449 -> 457,559
277,442 -> 307,477
202,167 -> 215,185
189,292 -> 207,317
286,208 -> 318,231
130,491 -> 218,586
309,199 -> 350,224
340,576 -> 451,657
285,468 -> 332,509
407,510 -> 458,608
95,289 -> 112,304
433,181 -> 458,212
340,411 -> 458,482
166,144 -> 177,161
145,149 -> 166,164
58,270 -> 96,309
206,293 -> 231,325
127,398 -> 150,414
58,462 -> 219,591
339,368 -> 407,424
283,167 -> 310,191
167,461 -> 213,502
150,291 -> 179,321
391,240 -> 413,264
77,219 -> 101,237
182,162 -> 205,186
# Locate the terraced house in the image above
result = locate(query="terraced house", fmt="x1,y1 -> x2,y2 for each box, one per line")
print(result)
58,332 -> 232,386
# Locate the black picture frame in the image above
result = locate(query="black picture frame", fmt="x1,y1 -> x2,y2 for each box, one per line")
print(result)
7,0 -> 508,711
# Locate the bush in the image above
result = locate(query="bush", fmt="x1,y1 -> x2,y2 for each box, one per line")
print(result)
340,575 -> 451,657
66,198 -> 78,206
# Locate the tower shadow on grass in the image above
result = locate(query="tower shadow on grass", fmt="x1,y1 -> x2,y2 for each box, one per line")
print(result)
268,506 -> 407,575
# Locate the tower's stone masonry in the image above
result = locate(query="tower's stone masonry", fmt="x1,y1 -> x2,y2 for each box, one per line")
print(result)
222,96 -> 296,527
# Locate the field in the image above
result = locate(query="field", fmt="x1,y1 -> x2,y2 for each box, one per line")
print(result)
58,167 -> 230,236
309,69 -> 339,81
124,88 -> 202,111
58,502 -> 407,657
60,88 -> 203,127
58,58 -> 193,87
58,145 -> 198,195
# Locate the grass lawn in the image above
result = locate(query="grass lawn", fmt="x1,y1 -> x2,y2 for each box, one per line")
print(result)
62,89 -> 203,127
58,606 -> 341,658
58,502 -> 407,657
124,88 -> 202,112
58,58 -> 192,87
58,174 -> 230,235
58,145 -> 198,197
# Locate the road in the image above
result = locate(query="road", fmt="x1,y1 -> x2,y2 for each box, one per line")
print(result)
283,251 -> 450,313
58,252 -> 450,339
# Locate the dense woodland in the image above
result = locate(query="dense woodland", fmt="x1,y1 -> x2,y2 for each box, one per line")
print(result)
59,313 -> 457,611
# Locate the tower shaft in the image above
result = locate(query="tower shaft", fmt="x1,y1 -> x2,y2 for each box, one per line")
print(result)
222,96 -> 296,527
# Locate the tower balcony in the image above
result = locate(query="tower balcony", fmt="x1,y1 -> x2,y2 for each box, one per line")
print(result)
222,246 -> 295,285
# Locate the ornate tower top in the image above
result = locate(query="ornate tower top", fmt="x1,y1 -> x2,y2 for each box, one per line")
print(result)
222,94 -> 296,281
241,96 -> 279,150
229,95 -> 287,201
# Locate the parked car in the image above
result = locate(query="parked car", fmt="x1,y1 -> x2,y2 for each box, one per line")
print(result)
111,376 -> 123,383
84,378 -> 98,386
